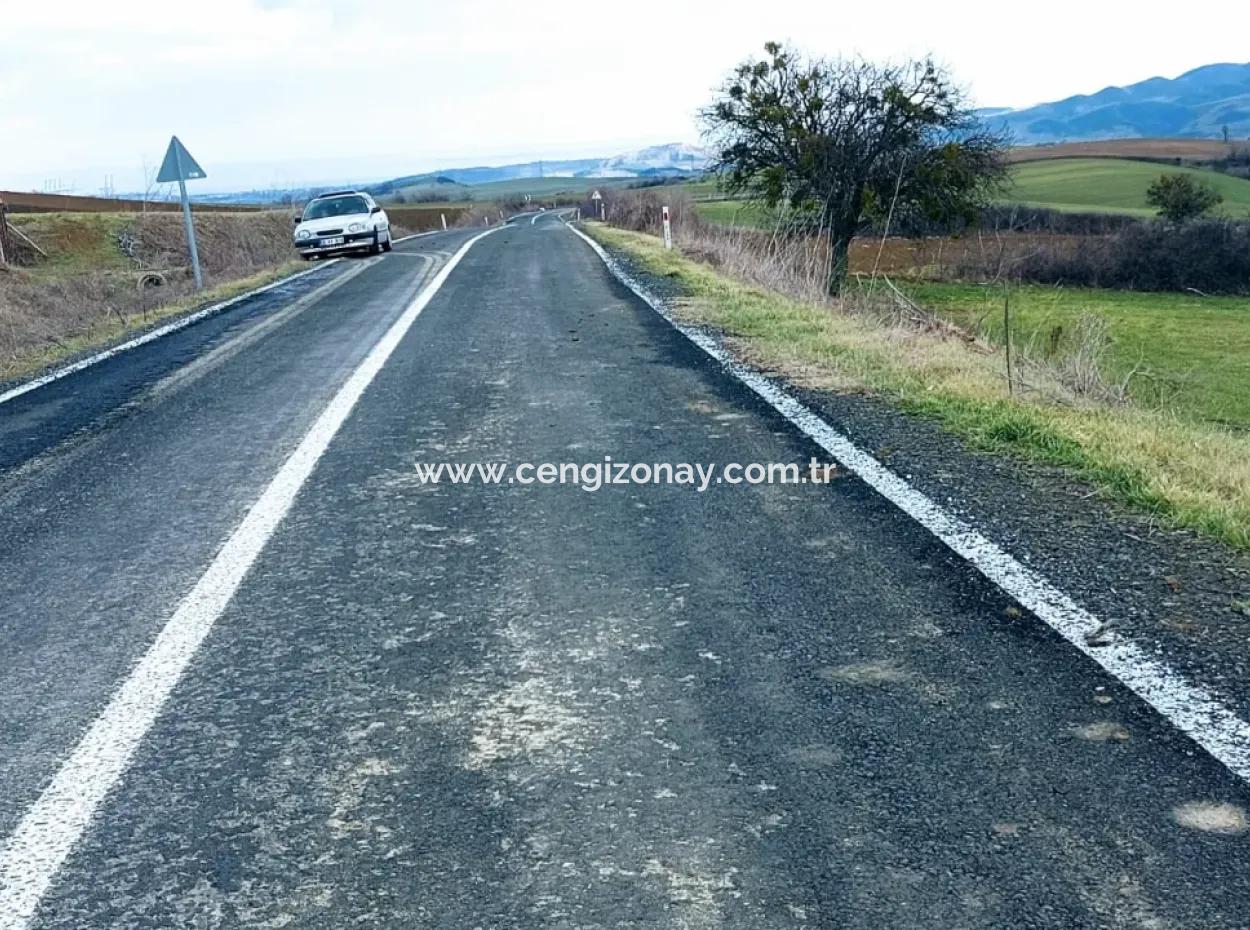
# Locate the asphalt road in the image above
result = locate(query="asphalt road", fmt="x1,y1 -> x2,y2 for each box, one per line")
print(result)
1,216 -> 1248,928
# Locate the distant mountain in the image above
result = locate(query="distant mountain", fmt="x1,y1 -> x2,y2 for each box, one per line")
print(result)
986,62 -> 1250,144
368,143 -> 712,192
142,144 -> 712,205
597,142 -> 711,176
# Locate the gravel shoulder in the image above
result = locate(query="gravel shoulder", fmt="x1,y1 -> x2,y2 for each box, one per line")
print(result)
598,235 -> 1250,723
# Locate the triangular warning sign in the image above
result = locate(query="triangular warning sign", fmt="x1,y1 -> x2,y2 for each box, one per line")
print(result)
156,136 -> 207,184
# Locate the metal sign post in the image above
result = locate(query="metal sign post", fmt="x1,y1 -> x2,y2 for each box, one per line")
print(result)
156,136 -> 207,291
662,205 -> 672,250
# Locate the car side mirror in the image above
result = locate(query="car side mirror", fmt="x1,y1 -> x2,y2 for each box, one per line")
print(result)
370,205 -> 382,214
292,216 -> 301,226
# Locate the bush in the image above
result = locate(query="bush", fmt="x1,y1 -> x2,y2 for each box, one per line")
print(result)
877,203 -> 1139,238
1014,219 -> 1250,294
1146,173 -> 1223,222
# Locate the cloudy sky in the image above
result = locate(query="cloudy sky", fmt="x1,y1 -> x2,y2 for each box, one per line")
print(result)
5,0 -> 1247,193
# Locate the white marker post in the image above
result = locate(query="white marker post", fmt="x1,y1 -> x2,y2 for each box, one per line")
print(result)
441,213 -> 447,231
156,136 -> 208,291
662,205 -> 672,250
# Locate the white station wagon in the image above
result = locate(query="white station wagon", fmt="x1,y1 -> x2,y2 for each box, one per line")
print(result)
293,190 -> 392,259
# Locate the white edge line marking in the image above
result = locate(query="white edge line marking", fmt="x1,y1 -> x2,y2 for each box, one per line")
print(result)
566,220 -> 1250,785
531,209 -> 572,226
392,228 -> 445,243
2,225 -> 463,406
0,259 -> 344,407
0,225 -> 500,930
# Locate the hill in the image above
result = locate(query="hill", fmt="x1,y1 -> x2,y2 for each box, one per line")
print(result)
1007,158 -> 1250,215
987,62 -> 1250,143
365,142 -> 711,196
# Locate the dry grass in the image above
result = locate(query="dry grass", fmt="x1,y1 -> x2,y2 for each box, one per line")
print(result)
848,231 -> 1092,280
387,205 -> 470,233
588,223 -> 1250,548
448,204 -> 509,229
0,211 -> 302,383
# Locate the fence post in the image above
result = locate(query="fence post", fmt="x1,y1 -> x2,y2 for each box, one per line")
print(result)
0,199 -> 8,266
662,205 -> 672,250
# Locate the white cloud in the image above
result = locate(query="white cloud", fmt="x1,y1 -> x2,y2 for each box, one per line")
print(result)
5,0 -> 1247,192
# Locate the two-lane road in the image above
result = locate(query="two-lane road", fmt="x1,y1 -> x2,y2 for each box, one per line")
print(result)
2,215 -> 1248,928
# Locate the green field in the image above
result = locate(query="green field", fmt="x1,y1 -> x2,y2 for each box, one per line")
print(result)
1006,158 -> 1250,216
678,158 -> 1250,225
693,199 -> 775,227
907,281 -> 1250,428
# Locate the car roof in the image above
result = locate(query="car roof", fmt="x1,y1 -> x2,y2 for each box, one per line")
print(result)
312,190 -> 369,200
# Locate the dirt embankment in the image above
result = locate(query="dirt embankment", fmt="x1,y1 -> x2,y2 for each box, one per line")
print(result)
0,211 -> 300,383
0,202 -> 491,384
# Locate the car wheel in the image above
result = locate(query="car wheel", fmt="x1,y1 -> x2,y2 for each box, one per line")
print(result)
382,232 -> 393,253
369,231 -> 383,255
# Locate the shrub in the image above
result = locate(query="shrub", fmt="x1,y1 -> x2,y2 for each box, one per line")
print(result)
1014,219 -> 1250,294
1145,173 -> 1223,222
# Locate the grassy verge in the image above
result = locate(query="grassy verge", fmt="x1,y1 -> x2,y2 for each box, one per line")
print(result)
586,223 -> 1250,549
0,262 -> 304,385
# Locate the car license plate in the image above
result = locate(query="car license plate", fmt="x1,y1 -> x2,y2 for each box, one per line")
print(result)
320,236 -> 344,247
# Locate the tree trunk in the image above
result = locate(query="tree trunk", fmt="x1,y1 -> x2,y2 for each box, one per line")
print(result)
825,231 -> 853,295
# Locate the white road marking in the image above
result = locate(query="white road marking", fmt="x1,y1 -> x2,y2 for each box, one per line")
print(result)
145,256 -> 388,402
531,209 -> 573,226
567,221 -> 1250,785
391,228 -> 447,243
0,260 -> 343,408
0,227 -> 499,930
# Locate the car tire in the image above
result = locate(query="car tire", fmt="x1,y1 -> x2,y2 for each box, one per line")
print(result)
369,231 -> 383,255
382,232 -> 393,253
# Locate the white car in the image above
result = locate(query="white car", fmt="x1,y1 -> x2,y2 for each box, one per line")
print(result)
293,191 -> 392,259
